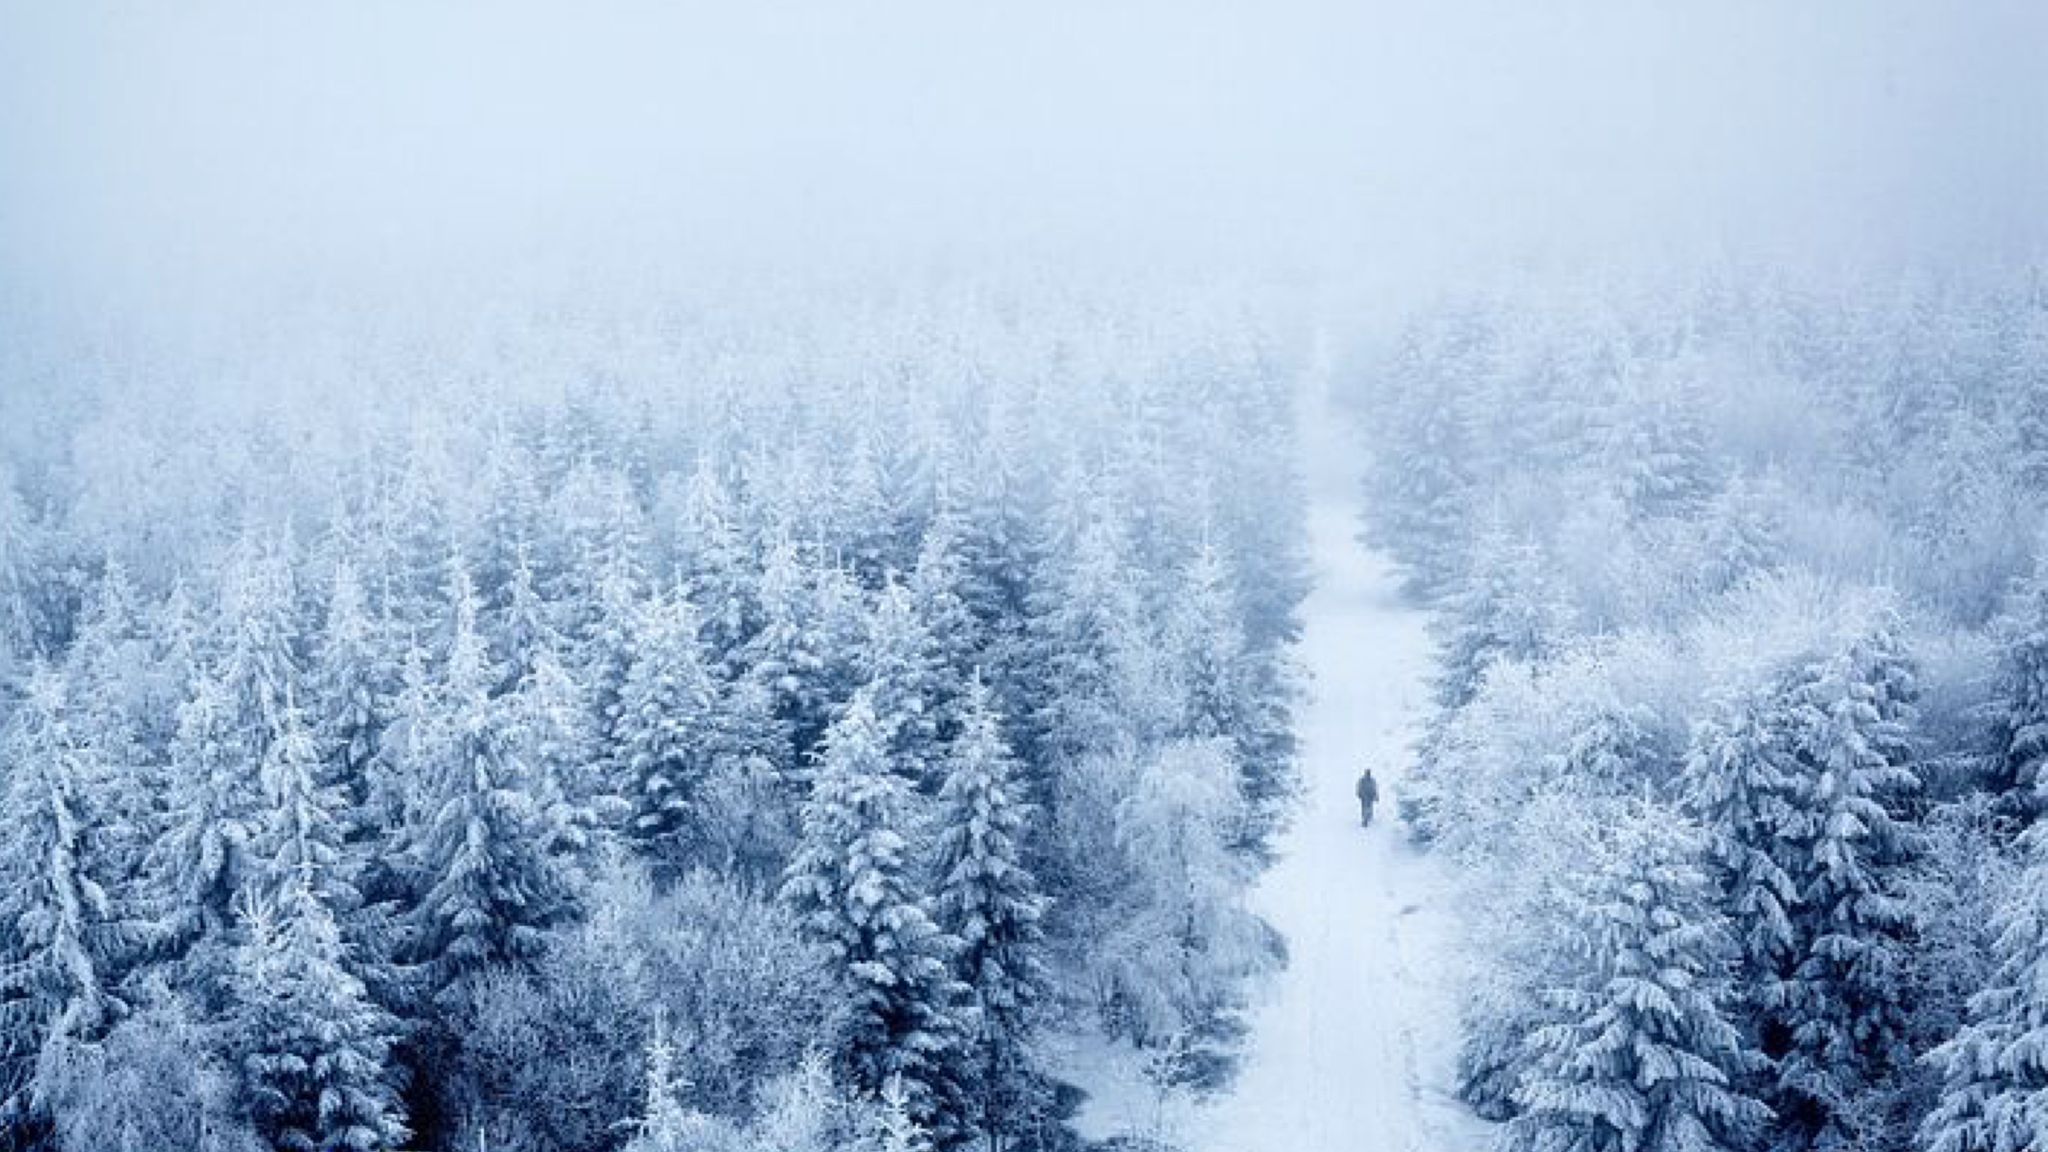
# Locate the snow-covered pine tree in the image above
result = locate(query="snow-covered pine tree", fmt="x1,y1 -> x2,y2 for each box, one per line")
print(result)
217,527 -> 303,758
488,535 -> 614,846
952,440 -> 1036,642
475,425 -> 543,611
1018,496 -> 1155,772
1680,683 -> 1801,1044
366,629 -> 438,847
1922,818 -> 2048,1152
675,454 -> 757,673
1361,340 -> 1474,599
814,561 -> 876,735
861,576 -> 948,788
60,560 -> 160,892
229,886 -> 409,1152
1164,540 -> 1248,744
615,591 -> 723,853
1604,386 -> 1717,522
746,532 -> 831,765
509,631 -> 609,839
933,675 -> 1049,1146
313,558 -> 391,831
909,492 -> 984,719
495,541 -> 557,688
142,576 -> 208,753
749,1048 -> 844,1152
375,444 -> 457,643
1430,524 -> 1566,712
781,690 -> 971,1140
1990,567 -> 2048,819
837,428 -> 906,589
1504,810 -> 1770,1152
1692,473 -> 1782,598
1096,737 -> 1272,1087
554,463 -> 648,756
0,670 -> 134,1129
2014,356 -> 2048,495
255,687 -> 353,914
155,665 -> 263,957
1770,632 -> 1922,1151
64,555 -> 146,775
410,558 -> 574,1002
1161,535 -> 1297,853
155,533 -> 304,969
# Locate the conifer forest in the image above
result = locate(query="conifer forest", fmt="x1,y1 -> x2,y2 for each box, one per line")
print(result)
1,4 -> 2044,1152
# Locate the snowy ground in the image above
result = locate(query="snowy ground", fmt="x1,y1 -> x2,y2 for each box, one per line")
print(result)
1063,381 -> 1492,1152
1192,499 -> 1490,1152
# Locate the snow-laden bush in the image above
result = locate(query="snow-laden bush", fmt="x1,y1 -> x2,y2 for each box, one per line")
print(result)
32,994 -> 263,1152
1079,738 -> 1281,1093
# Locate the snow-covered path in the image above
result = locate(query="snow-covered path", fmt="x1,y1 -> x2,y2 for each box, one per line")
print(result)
1185,368 -> 1489,1152
1058,379 -> 1490,1152
1194,497 -> 1486,1152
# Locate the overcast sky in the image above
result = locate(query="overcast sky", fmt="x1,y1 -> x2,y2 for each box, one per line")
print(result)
2,0 -> 2043,310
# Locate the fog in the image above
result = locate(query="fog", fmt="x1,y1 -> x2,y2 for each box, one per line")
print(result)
4,10 -> 2048,1152
4,0 -> 2044,315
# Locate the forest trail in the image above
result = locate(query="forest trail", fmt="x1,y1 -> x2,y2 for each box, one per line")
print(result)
1059,375 -> 1490,1152
1192,498 -> 1487,1152
1191,377 -> 1490,1152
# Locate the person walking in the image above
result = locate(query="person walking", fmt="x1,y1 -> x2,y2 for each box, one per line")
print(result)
1355,768 -> 1379,828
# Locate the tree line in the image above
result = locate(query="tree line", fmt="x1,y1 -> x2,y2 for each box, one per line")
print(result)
0,290 -> 1309,1152
1345,269 -> 2048,1152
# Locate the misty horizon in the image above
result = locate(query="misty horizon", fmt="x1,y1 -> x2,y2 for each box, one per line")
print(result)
2,8 -> 2046,1152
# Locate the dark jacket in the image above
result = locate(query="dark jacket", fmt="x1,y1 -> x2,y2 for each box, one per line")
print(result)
1356,773 -> 1378,802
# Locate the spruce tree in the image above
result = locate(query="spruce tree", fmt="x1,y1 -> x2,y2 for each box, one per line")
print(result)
1681,684 -> 1801,1034
143,576 -> 208,752
675,455 -> 756,672
1770,633 -> 1922,1151
312,559 -> 390,831
229,886 -> 409,1152
861,576 -> 948,788
909,495 -> 984,724
65,556 -> 146,773
1363,357 -> 1472,599
1606,390 -> 1716,521
411,559 -> 573,1002
868,1074 -> 935,1152
1430,525 -> 1564,712
0,671 -> 133,1127
376,447 -> 456,641
746,532 -> 830,763
782,691 -> 971,1139
1923,822 -> 2048,1152
933,676 -> 1048,1149
256,688 -> 353,914
1019,501 -> 1153,770
218,528 -> 303,757
556,465 -> 647,757
1162,535 -> 1300,859
1504,812 -> 1770,1152
1164,539 -> 1249,746
615,592 -> 723,850
508,634 -> 608,845
1991,569 -> 2048,818
157,666 -> 263,955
